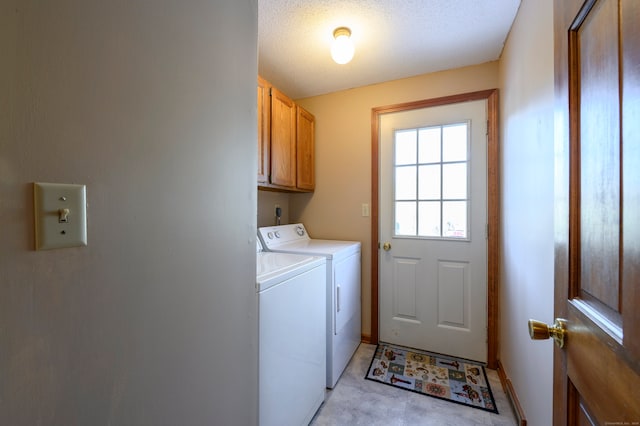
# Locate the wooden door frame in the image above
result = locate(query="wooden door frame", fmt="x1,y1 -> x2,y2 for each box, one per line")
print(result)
370,89 -> 500,369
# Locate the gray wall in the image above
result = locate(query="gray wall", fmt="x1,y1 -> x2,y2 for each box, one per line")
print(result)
0,1 -> 259,425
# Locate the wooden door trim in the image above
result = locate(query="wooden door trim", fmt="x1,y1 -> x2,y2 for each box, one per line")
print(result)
370,89 -> 500,369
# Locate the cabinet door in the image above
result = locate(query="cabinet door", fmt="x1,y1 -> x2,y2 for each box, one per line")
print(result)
257,76 -> 270,183
296,105 -> 315,191
270,87 -> 296,187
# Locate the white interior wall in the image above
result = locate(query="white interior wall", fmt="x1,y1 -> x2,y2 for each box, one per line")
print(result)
498,0 -> 555,424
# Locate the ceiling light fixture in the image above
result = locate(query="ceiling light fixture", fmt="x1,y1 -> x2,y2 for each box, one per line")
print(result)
331,27 -> 354,64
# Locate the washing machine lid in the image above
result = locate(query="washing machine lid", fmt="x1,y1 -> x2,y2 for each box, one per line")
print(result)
256,251 -> 324,291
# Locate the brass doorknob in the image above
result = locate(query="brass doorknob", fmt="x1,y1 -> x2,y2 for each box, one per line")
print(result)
528,318 -> 567,348
382,242 -> 391,251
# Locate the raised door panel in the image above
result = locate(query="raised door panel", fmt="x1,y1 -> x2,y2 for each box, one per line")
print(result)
270,87 -> 296,188
296,105 -> 315,191
257,76 -> 270,183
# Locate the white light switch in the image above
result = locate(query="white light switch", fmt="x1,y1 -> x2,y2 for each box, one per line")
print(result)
34,182 -> 87,250
361,203 -> 370,217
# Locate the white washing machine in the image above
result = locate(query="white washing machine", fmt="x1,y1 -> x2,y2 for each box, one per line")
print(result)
258,224 -> 361,389
256,241 -> 326,426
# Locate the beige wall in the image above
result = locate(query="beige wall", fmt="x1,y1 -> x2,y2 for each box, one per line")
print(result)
1,1 -> 259,424
290,62 -> 499,338
498,0 -> 555,424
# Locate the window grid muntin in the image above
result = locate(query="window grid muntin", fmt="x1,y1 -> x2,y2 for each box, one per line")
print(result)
393,121 -> 470,239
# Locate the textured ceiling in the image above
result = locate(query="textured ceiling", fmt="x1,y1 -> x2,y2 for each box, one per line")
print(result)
258,0 -> 521,99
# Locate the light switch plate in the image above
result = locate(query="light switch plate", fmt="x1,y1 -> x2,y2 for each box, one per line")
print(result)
34,182 -> 87,250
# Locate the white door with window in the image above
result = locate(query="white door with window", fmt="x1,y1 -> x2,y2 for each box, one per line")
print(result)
379,99 -> 487,362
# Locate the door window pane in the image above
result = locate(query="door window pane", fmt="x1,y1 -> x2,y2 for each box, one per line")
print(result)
418,201 -> 441,237
395,201 -> 417,236
443,123 -> 468,162
442,163 -> 467,199
395,129 -> 417,165
443,201 -> 467,238
418,127 -> 441,163
418,165 -> 441,199
395,166 -> 417,200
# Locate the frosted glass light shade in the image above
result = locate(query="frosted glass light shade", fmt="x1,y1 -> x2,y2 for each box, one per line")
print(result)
331,27 -> 354,64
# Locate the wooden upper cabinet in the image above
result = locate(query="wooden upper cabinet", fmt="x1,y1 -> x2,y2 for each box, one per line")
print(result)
257,76 -> 270,183
257,76 -> 315,192
269,86 -> 297,188
296,105 -> 315,191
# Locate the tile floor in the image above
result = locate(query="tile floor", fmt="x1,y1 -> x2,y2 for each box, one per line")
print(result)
311,343 -> 517,426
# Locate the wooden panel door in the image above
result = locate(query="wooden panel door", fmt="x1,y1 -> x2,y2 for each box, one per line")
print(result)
270,87 -> 296,188
257,76 -> 270,184
296,105 -> 315,191
553,0 -> 640,423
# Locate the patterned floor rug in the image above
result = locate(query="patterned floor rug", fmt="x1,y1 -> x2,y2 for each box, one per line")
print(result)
365,343 -> 498,414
